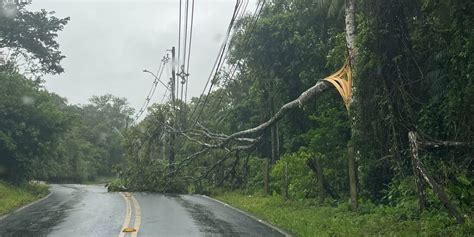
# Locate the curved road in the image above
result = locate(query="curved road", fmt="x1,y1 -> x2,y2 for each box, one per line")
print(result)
0,184 -> 285,237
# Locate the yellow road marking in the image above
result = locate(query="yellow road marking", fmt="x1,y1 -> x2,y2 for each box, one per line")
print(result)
130,194 -> 142,237
118,192 -> 142,237
118,192 -> 132,237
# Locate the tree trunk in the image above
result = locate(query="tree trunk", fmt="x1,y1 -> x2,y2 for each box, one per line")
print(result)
312,157 -> 325,201
408,132 -> 426,211
284,161 -> 289,200
345,0 -> 357,63
270,94 -> 280,164
347,143 -> 358,211
264,159 -> 269,195
345,0 -> 358,212
307,158 -> 339,200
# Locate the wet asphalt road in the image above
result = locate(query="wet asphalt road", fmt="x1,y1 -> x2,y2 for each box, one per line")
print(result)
0,184 -> 285,237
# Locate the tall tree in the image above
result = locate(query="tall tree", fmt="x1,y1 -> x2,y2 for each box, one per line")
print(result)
0,1 -> 69,76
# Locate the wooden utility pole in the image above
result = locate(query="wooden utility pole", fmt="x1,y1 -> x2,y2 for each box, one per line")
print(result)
169,47 -> 176,171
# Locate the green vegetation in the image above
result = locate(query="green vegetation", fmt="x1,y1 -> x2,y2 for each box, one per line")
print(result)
115,0 -> 473,234
215,192 -> 474,237
1,0 -> 472,235
0,181 -> 49,216
0,72 -> 133,184
0,2 -> 134,184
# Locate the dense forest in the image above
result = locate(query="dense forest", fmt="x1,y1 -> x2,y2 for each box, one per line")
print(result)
113,0 -> 473,226
1,0 -> 473,233
0,2 -> 134,183
0,70 -> 134,182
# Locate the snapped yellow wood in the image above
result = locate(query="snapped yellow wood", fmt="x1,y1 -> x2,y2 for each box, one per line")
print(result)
122,227 -> 136,233
323,60 -> 353,111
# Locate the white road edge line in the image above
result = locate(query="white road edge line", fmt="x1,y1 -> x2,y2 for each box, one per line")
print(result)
200,195 -> 292,237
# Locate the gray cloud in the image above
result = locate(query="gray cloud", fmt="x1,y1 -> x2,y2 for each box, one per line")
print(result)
28,0 -> 254,115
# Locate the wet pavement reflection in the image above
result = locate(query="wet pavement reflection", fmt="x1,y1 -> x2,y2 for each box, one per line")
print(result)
0,185 -> 285,237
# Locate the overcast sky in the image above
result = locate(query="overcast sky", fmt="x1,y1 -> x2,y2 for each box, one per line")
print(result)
28,0 -> 255,115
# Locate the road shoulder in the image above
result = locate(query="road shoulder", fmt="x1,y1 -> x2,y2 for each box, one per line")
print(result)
0,183 -> 52,221
201,195 -> 292,237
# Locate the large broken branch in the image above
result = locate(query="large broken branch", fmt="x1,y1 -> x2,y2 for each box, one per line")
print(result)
408,131 -> 464,224
166,80 -> 329,178
182,81 -> 329,148
208,80 -> 330,145
228,80 -> 329,139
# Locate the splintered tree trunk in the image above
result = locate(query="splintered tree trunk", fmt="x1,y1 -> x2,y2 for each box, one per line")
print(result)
345,0 -> 358,212
408,132 -> 464,224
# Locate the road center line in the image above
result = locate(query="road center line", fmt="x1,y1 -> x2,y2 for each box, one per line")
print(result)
130,194 -> 142,237
118,192 -> 133,237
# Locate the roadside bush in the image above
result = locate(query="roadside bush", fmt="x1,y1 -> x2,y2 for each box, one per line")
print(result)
271,151 -> 317,199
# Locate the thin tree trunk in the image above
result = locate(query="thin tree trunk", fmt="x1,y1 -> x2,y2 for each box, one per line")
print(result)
264,159 -> 269,195
270,95 -> 280,164
307,158 -> 339,199
271,124 -> 277,164
408,132 -> 426,211
310,157 -> 325,201
284,161 -> 289,200
347,143 -> 357,211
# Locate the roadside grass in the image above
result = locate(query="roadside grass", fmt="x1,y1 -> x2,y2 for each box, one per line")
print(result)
214,192 -> 473,237
0,181 -> 49,216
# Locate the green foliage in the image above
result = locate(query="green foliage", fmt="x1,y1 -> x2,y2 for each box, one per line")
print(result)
114,0 -> 473,226
0,1 -> 70,75
353,0 -> 473,207
0,72 -> 68,183
271,151 -> 316,199
0,72 -> 133,183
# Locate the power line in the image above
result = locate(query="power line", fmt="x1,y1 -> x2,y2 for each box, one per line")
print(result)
209,0 -> 266,123
184,0 -> 195,103
189,0 -> 243,118
176,0 -> 194,103
228,0 -> 265,82
190,0 -> 257,128
181,0 -> 190,102
176,0 -> 183,102
177,0 -> 182,75
131,54 -> 169,123
189,0 -> 245,125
